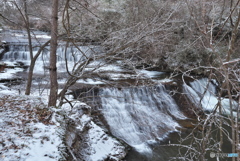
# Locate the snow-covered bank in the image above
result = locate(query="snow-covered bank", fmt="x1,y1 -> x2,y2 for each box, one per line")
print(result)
62,102 -> 127,161
0,92 -> 63,161
0,86 -> 128,161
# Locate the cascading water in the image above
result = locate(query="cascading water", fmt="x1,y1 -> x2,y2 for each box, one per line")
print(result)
98,85 -> 186,154
184,78 -> 238,116
1,43 -> 103,74
2,44 -> 38,64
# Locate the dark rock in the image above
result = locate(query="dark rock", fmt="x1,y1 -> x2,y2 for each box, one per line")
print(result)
0,63 -> 6,72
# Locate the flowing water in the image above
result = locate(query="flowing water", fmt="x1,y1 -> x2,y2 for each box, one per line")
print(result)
1,40 -> 237,160
99,85 -> 186,154
1,43 -> 103,74
73,85 -> 189,160
184,78 -> 239,117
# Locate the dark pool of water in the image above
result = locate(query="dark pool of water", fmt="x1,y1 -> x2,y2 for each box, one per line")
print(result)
125,123 -> 235,161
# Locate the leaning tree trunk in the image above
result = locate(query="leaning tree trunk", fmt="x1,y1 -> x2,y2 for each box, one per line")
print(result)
48,0 -> 59,107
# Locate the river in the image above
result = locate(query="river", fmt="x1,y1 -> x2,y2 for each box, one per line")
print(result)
0,34 -> 237,161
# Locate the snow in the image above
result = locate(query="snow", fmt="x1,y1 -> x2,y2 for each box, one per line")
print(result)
0,89 -> 16,95
0,84 -> 10,90
75,114 -> 92,131
0,68 -> 23,79
2,61 -> 20,67
50,78 -> 106,85
106,73 -> 134,80
95,64 -> 124,72
0,41 -> 176,160
103,68 -> 166,80
0,87 -> 63,161
153,78 -> 173,83
10,123 -> 62,161
88,121 -> 126,161
137,69 -> 165,78
65,103 -> 126,160
14,33 -> 25,37
35,35 -> 51,39
76,78 -> 106,84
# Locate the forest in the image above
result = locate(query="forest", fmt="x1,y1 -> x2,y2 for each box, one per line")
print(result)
0,0 -> 239,161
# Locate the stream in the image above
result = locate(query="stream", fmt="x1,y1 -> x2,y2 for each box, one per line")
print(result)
0,32 -> 237,161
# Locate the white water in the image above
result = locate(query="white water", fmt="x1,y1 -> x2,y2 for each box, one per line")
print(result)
2,44 -> 103,74
184,78 -> 238,116
99,85 -> 186,154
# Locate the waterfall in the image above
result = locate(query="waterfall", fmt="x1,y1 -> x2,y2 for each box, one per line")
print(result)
2,44 -> 37,63
1,43 -> 103,74
99,85 -> 186,154
184,78 -> 238,116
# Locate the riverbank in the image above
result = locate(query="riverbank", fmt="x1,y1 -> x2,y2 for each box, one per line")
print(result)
0,89 -> 63,161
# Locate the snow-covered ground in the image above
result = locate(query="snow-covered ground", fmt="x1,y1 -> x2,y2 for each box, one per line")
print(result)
0,40 -> 174,160
64,102 -> 127,160
0,83 -> 127,161
0,87 -> 63,161
0,67 -> 24,80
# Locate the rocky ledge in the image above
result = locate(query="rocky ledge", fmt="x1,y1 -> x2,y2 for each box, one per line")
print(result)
60,103 -> 127,161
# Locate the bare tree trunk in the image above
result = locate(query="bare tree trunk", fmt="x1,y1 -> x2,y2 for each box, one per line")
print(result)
227,0 -> 240,62
48,0 -> 58,107
237,95 -> 240,161
13,0 -> 34,95
5,0 -> 49,95
25,63 -> 34,95
26,40 -> 51,95
23,0 -> 34,95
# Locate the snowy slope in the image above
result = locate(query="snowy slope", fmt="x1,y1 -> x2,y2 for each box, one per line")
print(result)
0,90 -> 63,161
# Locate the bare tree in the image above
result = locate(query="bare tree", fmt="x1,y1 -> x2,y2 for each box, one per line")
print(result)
48,0 -> 59,107
168,1 -> 240,161
0,0 -> 51,95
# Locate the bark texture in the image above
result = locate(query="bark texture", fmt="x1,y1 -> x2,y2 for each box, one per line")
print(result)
48,0 -> 59,107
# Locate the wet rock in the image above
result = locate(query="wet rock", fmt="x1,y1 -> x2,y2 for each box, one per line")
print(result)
0,62 -> 6,72
169,82 -> 205,119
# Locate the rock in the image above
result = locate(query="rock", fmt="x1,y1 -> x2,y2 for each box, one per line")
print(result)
0,62 -> 6,72
64,103 -> 127,161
